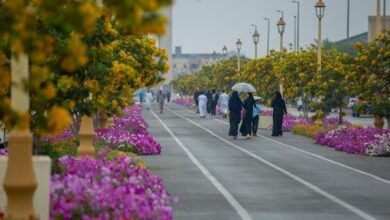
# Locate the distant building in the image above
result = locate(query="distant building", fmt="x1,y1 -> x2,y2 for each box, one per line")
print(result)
368,16 -> 390,41
335,32 -> 368,44
172,46 -> 226,79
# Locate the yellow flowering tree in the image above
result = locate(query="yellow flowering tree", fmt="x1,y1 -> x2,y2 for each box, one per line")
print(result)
353,30 -> 390,128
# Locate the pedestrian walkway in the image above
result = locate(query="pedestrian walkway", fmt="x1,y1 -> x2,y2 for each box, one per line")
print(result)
143,103 -> 390,220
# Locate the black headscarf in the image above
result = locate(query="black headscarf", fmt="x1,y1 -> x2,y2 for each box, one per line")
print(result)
273,91 -> 284,105
229,91 -> 243,113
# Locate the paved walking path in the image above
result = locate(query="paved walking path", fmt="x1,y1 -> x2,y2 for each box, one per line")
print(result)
142,103 -> 390,220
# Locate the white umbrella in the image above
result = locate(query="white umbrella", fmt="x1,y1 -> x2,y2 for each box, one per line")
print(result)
232,82 -> 256,93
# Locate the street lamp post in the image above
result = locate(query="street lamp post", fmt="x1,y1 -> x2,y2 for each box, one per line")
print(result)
264,18 -> 271,55
251,24 -> 260,59
212,50 -> 217,62
347,0 -> 350,41
277,10 -> 286,51
294,15 -> 297,51
315,0 -> 326,72
292,0 -> 300,50
236,39 -> 242,74
377,0 -> 381,38
222,45 -> 228,57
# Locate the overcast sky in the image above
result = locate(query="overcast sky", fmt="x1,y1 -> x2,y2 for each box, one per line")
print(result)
172,0 -> 390,58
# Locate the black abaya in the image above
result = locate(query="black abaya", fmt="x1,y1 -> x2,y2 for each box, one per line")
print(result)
240,96 -> 255,136
271,93 -> 287,136
228,91 -> 243,137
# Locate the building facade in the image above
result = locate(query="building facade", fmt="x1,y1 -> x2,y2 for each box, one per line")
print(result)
172,46 -> 226,79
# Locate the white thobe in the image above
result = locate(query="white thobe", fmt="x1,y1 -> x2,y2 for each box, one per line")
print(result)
218,93 -> 229,114
198,94 -> 208,117
145,92 -> 153,110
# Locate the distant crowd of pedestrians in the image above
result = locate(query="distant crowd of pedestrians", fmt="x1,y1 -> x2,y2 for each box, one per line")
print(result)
194,89 -> 287,139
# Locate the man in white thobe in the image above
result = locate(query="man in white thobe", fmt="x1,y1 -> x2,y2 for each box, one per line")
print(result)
218,90 -> 229,118
198,92 -> 208,118
145,91 -> 153,110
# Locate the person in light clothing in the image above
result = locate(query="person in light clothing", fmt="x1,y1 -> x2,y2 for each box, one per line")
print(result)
198,92 -> 208,118
218,90 -> 229,118
145,91 -> 153,110
252,97 -> 261,136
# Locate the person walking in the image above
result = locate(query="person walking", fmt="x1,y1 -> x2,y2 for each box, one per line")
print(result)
297,97 -> 303,111
198,92 -> 208,118
272,91 -> 288,136
145,90 -> 153,110
138,91 -> 144,103
166,92 -> 171,103
240,92 -> 255,139
252,97 -> 261,136
210,89 -> 219,116
157,90 -> 166,114
228,91 -> 243,139
194,90 -> 201,113
205,90 -> 212,114
218,90 -> 229,118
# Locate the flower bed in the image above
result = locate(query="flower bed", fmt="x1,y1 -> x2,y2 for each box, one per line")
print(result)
41,130 -> 78,160
314,127 -> 390,156
173,98 -> 194,107
95,128 -> 161,155
50,152 -> 172,220
96,105 -> 161,155
0,149 -> 7,156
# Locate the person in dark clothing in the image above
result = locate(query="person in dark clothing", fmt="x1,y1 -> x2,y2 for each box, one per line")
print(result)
194,90 -> 201,113
210,89 -> 219,116
166,92 -> 171,103
228,91 -> 243,139
271,91 -> 288,136
240,92 -> 256,138
205,90 -> 212,114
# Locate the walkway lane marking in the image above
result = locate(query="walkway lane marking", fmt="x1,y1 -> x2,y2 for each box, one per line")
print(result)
150,110 -> 253,220
213,118 -> 390,185
175,105 -> 390,185
166,107 -> 377,220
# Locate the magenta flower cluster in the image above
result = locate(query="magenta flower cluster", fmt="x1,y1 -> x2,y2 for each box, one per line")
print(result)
173,98 -> 194,107
314,127 -> 390,156
0,149 -> 7,157
42,130 -> 74,144
50,155 -> 173,220
96,105 -> 161,155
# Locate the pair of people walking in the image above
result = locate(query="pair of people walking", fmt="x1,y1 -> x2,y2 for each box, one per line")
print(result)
228,92 -> 259,139
228,90 -> 287,139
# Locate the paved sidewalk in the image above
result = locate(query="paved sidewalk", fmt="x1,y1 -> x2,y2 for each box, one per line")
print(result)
142,103 -> 390,220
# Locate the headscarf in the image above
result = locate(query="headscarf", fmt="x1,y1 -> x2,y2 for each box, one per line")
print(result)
229,91 -> 243,113
273,91 -> 284,106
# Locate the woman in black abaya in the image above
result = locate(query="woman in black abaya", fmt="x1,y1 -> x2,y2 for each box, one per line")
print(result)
240,92 -> 255,138
228,91 -> 243,139
272,91 -> 288,136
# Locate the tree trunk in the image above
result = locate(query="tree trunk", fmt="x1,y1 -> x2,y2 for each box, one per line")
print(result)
386,117 -> 390,130
70,113 -> 81,143
32,133 -> 40,155
338,97 -> 343,125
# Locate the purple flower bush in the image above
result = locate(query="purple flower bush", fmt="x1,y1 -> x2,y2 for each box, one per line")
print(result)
315,127 -> 390,156
95,105 -> 161,155
173,98 -> 194,107
282,115 -> 313,131
322,117 -> 352,127
95,128 -> 161,155
0,149 -> 7,156
50,155 -> 173,220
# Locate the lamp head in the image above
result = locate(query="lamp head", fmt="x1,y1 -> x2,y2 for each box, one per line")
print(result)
236,39 -> 242,51
277,17 -> 286,34
315,0 -> 326,19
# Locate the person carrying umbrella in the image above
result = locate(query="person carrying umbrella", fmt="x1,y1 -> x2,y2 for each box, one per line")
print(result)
228,91 -> 243,139
240,92 -> 255,139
